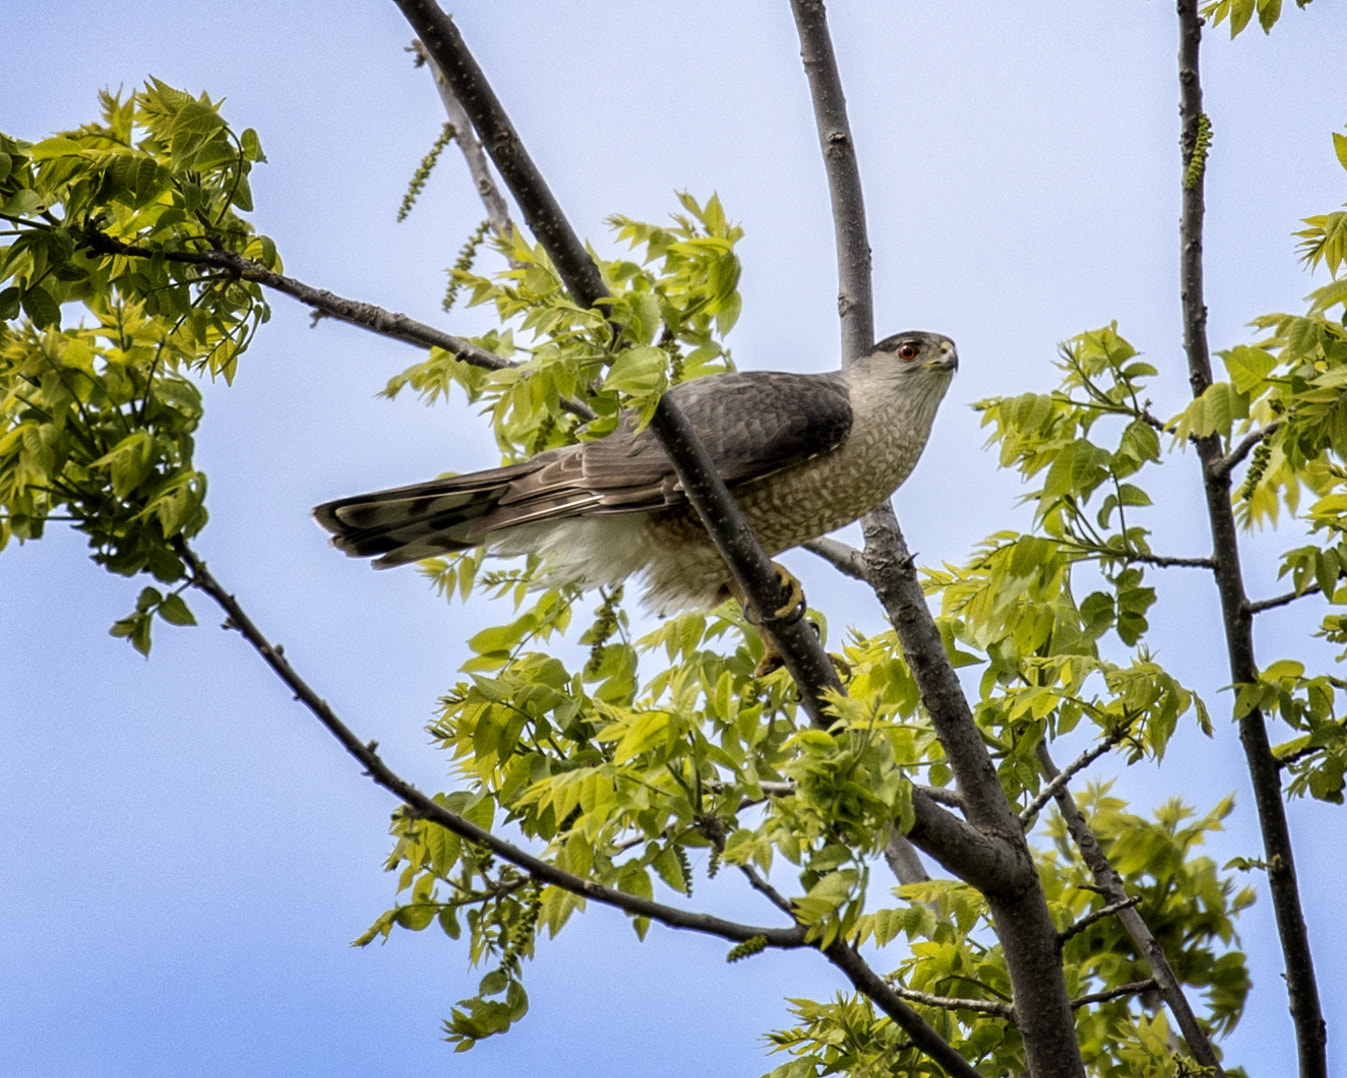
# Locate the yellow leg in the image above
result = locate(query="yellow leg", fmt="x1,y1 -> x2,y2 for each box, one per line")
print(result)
733,563 -> 807,677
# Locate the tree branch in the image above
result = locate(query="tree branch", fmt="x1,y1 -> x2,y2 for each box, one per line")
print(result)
1037,741 -> 1225,1074
1019,731 -> 1125,829
802,536 -> 870,582
1069,979 -> 1158,1010
1245,582 -> 1321,615
1056,896 -> 1140,946
177,537 -> 981,1077
785,3 -> 1081,1067
881,980 -> 1015,1021
1175,5 -> 1325,1071
788,0 -> 874,363
1122,551 -> 1214,570
408,40 -> 514,239
1214,422 -> 1280,480
76,226 -> 597,422
176,538 -> 804,948
824,943 -> 989,1078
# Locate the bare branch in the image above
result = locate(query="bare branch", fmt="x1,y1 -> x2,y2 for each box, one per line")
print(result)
1123,551 -> 1215,570
1019,731 -> 1126,829
1037,741 -> 1225,1074
409,39 -> 514,238
881,980 -> 1015,1021
1069,979 -> 1159,1010
802,536 -> 870,581
1057,896 -> 1141,946
1246,583 -> 1322,615
883,831 -> 930,886
176,538 -> 804,948
1176,4 -> 1325,1070
788,0 -> 874,363
915,784 -> 964,811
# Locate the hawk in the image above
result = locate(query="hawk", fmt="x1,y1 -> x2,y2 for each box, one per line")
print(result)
314,331 -> 956,612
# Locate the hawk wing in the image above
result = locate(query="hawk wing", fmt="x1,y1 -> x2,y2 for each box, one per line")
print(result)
313,370 -> 853,565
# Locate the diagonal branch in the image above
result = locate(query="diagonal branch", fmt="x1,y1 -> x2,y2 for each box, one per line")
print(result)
176,537 -> 802,949
1069,979 -> 1158,1010
1214,422 -> 1280,480
802,536 -> 870,582
1245,582 -> 1321,615
76,226 -> 596,422
1056,896 -> 1141,946
175,536 -> 984,1077
824,943 -> 988,1078
393,0 -> 858,730
1019,730 -> 1126,829
1175,5 -> 1325,1072
408,39 -> 514,239
1037,741 -> 1225,1074
881,981 -> 1015,1021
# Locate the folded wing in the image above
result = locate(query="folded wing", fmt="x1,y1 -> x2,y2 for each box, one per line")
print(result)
313,369 -> 853,567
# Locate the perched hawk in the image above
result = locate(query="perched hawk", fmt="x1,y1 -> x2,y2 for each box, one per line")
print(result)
314,331 -> 956,612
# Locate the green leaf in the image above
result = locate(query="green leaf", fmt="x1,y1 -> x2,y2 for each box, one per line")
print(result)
1334,132 -> 1347,174
20,285 -> 60,329
157,592 -> 197,626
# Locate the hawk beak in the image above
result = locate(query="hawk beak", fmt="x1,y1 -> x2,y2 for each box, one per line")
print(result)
928,343 -> 958,373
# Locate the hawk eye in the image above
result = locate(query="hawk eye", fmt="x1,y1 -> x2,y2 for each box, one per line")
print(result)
897,341 -> 920,361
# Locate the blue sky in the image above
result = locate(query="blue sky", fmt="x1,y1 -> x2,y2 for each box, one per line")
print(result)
3,2 -> 1344,1075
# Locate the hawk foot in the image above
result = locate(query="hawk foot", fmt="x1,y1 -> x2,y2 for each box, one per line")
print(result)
738,563 -> 806,626
751,622 -> 852,682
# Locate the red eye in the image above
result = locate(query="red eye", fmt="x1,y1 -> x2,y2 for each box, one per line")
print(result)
898,342 -> 920,360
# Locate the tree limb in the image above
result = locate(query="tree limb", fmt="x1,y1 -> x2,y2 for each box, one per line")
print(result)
786,3 -> 1082,1068
1175,6 -> 1325,1072
176,538 -> 804,949
1245,583 -> 1321,615
1069,979 -> 1158,1010
1056,896 -> 1140,946
802,536 -> 870,582
1037,741 -> 1225,1074
824,942 -> 989,1078
1019,731 -> 1125,829
881,981 -> 1015,1021
76,226 -> 599,422
788,0 -> 874,363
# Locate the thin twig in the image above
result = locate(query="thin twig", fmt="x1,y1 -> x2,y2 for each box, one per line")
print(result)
1057,896 -> 1141,946
409,40 -> 514,239
76,225 -> 596,421
823,943 -> 989,1078
880,981 -> 1015,1021
1019,731 -> 1125,829
1122,551 -> 1215,570
1069,978 -> 1158,1010
1246,583 -> 1322,615
1214,422 -> 1280,480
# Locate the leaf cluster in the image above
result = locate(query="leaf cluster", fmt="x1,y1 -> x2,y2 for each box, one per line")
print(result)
1,82 -> 276,650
